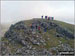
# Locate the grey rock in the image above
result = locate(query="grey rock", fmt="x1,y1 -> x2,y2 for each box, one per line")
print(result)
56,26 -> 74,39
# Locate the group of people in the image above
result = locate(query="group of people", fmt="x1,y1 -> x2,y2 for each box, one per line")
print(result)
29,23 -> 41,33
41,15 -> 54,20
29,15 -> 54,33
29,22 -> 47,33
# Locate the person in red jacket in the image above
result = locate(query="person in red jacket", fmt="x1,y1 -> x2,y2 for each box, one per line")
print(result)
38,26 -> 40,31
38,26 -> 41,33
29,24 -> 34,31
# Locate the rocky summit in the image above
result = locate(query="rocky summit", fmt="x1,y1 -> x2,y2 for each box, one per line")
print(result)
1,19 -> 74,55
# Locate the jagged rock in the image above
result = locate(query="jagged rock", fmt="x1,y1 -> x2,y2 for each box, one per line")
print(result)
56,33 -> 63,37
56,26 -> 74,39
1,42 -> 11,55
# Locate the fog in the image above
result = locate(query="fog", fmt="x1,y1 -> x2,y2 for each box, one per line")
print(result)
1,1 -> 74,24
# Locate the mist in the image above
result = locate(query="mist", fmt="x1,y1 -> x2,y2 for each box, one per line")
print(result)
1,1 -> 74,24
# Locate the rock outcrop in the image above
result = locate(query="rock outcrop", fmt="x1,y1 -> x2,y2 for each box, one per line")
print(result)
56,26 -> 74,39
1,19 -> 74,55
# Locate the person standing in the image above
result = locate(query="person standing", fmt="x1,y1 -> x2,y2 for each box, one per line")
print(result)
41,15 -> 43,19
45,16 -> 47,19
38,26 -> 41,33
36,24 -> 38,29
48,17 -> 50,20
52,17 -> 54,20
30,24 -> 34,31
44,27 -> 47,32
38,26 -> 40,31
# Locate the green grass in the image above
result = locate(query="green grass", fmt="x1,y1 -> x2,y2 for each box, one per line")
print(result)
42,30 -> 60,49
52,20 -> 74,33
1,37 -> 9,42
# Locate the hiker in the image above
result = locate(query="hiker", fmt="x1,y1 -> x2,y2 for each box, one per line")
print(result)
36,24 -> 38,29
52,17 -> 54,20
48,17 -> 50,20
30,23 -> 34,31
45,16 -> 47,19
41,16 -> 43,19
38,26 -> 41,33
38,26 -> 40,31
29,24 -> 32,28
41,23 -> 43,27
50,17 -> 54,20
44,27 -> 47,32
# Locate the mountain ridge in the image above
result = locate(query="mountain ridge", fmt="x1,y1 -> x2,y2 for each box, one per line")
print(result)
1,19 -> 74,55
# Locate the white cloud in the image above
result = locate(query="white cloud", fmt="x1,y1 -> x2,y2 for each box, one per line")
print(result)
1,1 -> 74,24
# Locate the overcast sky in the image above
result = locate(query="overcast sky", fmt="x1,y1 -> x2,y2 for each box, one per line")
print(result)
1,1 -> 74,24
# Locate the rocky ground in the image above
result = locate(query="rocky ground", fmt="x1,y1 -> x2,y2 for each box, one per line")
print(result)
0,19 -> 74,56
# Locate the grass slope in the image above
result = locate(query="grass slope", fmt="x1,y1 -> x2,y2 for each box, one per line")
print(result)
52,20 -> 74,33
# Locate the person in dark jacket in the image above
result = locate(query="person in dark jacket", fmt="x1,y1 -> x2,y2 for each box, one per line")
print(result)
44,27 -> 47,32
36,24 -> 38,29
45,16 -> 47,19
41,16 -> 43,19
